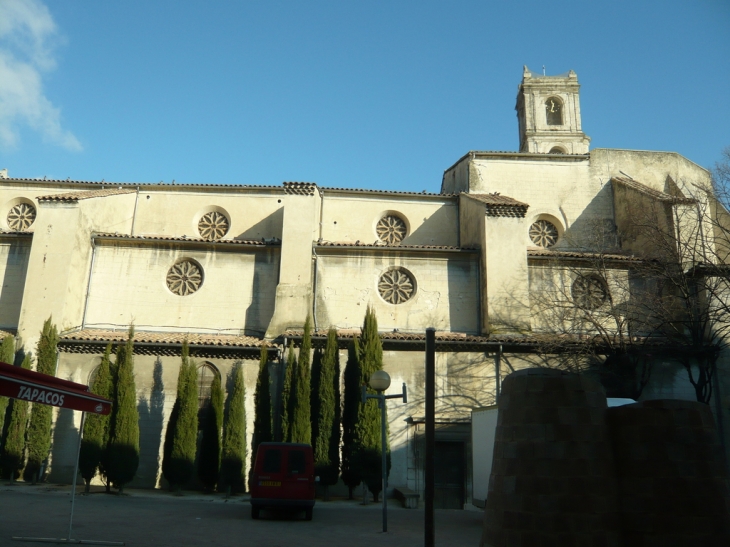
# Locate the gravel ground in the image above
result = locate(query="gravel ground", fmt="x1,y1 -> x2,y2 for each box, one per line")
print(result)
0,484 -> 483,547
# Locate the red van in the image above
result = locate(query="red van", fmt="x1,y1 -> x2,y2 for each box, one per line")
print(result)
249,442 -> 317,520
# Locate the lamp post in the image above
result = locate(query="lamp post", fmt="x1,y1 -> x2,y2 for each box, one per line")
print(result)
362,370 -> 407,533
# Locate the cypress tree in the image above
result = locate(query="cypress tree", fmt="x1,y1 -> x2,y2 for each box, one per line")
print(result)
290,316 -> 312,444
0,335 -> 16,440
198,372 -> 223,490
310,348 -> 322,456
219,362 -> 246,495
105,327 -> 140,493
280,343 -> 296,442
79,343 -> 114,491
99,350 -> 119,492
1,354 -> 31,480
162,341 -> 198,490
25,317 -> 58,482
341,338 -> 362,498
353,306 -> 390,502
251,344 -> 272,465
313,328 -> 341,499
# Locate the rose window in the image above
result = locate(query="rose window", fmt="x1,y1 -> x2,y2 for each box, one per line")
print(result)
198,211 -> 229,240
7,203 -> 36,231
571,275 -> 607,310
378,268 -> 415,304
166,260 -> 203,296
376,215 -> 407,245
529,220 -> 559,248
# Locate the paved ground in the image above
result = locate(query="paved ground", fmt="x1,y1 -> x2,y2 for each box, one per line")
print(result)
0,484 -> 483,547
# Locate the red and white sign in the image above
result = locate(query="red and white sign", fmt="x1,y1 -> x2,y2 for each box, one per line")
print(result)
0,361 -> 111,415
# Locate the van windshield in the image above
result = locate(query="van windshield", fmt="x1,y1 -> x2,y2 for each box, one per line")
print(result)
288,450 -> 306,474
262,449 -> 282,473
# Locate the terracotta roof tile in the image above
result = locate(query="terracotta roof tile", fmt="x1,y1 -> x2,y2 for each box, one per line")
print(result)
320,186 -> 455,198
462,193 -> 529,218
283,329 -> 675,351
60,329 -> 265,348
612,177 -> 695,204
37,188 -> 137,202
0,230 -> 33,236
284,328 -> 534,345
4,178 -> 284,190
527,247 -> 642,262
92,233 -> 280,246
316,241 -> 475,251
283,182 -> 317,195
464,193 -> 529,207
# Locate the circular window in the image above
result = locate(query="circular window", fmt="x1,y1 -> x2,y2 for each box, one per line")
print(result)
166,260 -> 203,296
198,211 -> 229,240
376,215 -> 407,245
378,268 -> 415,304
7,202 -> 36,231
529,220 -> 559,248
571,275 -> 607,310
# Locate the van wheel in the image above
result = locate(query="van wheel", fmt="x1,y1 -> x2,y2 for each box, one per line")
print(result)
251,506 -> 260,520
305,508 -> 313,521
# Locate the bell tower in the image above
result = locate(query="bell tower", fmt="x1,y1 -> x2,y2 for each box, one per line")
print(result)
515,66 -> 590,154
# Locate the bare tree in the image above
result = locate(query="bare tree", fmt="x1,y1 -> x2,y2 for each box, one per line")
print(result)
529,222 -> 662,400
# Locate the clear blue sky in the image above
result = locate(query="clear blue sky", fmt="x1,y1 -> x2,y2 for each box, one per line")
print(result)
0,0 -> 728,192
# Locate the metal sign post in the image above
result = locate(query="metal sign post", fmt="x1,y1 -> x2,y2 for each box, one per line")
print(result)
425,328 -> 435,547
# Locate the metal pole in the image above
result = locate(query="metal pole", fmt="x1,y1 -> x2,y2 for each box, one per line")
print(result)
425,328 -> 435,547
68,411 -> 85,541
380,394 -> 387,533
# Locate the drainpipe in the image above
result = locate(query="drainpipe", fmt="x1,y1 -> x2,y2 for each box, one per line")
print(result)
312,246 -> 319,331
130,187 -> 140,236
496,344 -> 502,404
81,236 -> 97,329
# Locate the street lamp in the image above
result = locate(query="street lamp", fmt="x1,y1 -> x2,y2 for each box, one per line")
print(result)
362,370 -> 407,533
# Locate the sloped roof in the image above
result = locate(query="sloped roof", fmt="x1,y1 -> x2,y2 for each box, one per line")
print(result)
527,247 -> 642,262
59,328 -> 272,359
612,176 -> 695,204
92,233 -> 280,246
37,188 -> 137,202
315,241 -> 475,252
283,328 -> 677,353
461,193 -> 529,218
0,230 -> 33,237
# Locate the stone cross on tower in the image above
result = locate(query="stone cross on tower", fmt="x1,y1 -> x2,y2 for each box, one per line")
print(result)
515,66 -> 591,154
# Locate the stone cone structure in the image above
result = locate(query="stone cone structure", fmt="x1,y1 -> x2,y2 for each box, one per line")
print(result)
607,399 -> 730,546
480,368 -> 621,547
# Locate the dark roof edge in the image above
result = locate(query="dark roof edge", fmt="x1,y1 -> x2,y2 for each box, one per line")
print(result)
91,233 -> 281,248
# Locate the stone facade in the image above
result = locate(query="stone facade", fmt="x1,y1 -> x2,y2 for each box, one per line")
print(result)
0,68 -> 727,507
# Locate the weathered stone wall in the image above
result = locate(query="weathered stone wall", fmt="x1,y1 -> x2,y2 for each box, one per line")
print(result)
315,252 -> 479,333
320,194 -> 459,247
49,352 -> 260,489
84,244 -> 279,336
0,238 -> 31,331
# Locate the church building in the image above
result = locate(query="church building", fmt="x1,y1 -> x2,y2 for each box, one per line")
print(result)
0,67 -> 724,508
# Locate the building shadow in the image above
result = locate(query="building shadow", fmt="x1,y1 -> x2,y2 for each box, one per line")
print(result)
135,357 -> 165,488
48,407 -> 78,483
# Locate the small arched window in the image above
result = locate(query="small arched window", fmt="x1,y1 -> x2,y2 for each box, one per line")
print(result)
549,147 -> 566,154
197,362 -> 220,429
545,97 -> 563,125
